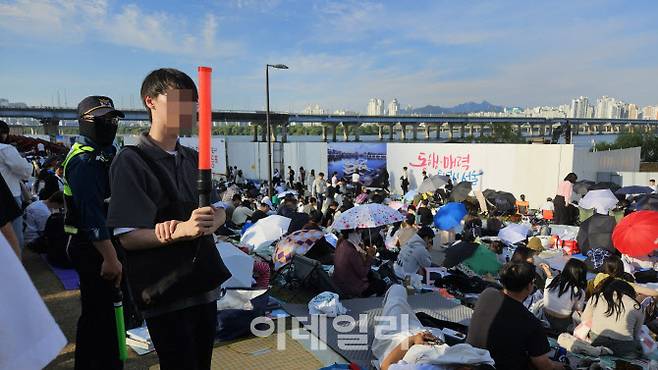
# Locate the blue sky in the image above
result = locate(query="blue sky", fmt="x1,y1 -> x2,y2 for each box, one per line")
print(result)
1,0 -> 658,113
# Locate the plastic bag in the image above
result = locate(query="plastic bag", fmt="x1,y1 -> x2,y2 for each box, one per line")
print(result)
308,291 -> 347,317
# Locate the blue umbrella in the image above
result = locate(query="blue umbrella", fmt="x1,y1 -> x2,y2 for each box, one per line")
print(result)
615,186 -> 655,195
433,202 -> 467,231
241,221 -> 254,236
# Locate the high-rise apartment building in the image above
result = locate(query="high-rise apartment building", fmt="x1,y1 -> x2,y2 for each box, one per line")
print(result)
594,96 -> 624,119
303,104 -> 326,114
388,98 -> 399,116
367,98 -> 385,115
642,105 -> 658,120
570,96 -> 589,118
627,104 -> 639,119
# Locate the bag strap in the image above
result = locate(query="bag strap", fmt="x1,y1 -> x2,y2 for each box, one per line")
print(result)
121,145 -> 179,201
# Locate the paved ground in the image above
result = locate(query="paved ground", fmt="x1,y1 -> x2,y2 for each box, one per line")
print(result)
23,248 -> 159,370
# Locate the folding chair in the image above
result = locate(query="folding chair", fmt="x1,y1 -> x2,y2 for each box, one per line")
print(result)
287,255 -> 344,300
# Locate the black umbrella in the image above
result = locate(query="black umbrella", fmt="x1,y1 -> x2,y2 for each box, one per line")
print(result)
442,240 -> 479,268
636,194 -> 658,211
483,190 -> 516,215
493,191 -> 517,214
616,186 -> 655,195
482,189 -> 497,199
577,213 -> 616,255
574,180 -> 595,196
590,182 -> 621,192
450,181 -> 472,202
418,175 -> 450,194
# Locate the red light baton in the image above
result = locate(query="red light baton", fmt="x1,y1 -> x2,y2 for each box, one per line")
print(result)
197,66 -> 212,207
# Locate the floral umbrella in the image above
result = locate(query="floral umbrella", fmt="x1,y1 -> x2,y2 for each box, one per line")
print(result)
272,229 -> 325,270
331,203 -> 405,231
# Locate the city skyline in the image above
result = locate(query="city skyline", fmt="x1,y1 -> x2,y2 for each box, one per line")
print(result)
1,1 -> 658,113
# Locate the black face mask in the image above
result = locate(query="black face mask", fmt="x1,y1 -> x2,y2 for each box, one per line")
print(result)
79,116 -> 118,146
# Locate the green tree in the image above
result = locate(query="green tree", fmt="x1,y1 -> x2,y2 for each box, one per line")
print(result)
463,123 -> 525,144
594,132 -> 658,162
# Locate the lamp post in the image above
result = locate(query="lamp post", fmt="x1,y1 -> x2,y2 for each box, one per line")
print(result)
266,63 -> 289,198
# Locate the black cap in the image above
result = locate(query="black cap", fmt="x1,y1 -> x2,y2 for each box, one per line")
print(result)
77,96 -> 125,120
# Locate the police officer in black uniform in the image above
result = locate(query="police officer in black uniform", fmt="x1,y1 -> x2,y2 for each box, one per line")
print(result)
63,96 -> 124,370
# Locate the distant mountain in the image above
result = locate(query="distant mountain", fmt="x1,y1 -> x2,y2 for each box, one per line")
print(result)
401,101 -> 505,115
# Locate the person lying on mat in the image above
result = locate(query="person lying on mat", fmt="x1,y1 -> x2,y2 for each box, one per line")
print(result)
333,228 -> 387,297
373,285 -> 495,370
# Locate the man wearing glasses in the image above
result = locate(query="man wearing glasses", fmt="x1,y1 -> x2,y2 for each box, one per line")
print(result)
63,96 -> 124,370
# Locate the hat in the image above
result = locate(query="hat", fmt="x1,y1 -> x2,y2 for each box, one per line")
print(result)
260,198 -> 274,210
527,236 -> 544,252
77,96 -> 125,120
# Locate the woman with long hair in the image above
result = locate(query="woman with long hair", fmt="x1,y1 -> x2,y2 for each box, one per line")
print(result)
586,255 -> 658,298
582,278 -> 644,357
542,258 -> 587,332
553,172 -> 577,225
332,229 -> 386,297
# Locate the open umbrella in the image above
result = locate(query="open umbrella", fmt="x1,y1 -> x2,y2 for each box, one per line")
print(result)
579,189 -> 618,214
636,194 -> 658,211
616,186 -> 655,195
498,223 -> 531,245
240,215 -> 291,252
403,189 -> 418,202
417,175 -> 450,194
433,202 -> 467,231
443,240 -> 479,268
487,191 -> 517,215
277,190 -> 298,199
577,213 -> 616,255
574,180 -> 595,196
331,203 -> 405,231
273,229 -> 325,270
612,211 -> 658,257
450,181 -> 473,202
387,200 -> 404,210
590,182 -> 621,192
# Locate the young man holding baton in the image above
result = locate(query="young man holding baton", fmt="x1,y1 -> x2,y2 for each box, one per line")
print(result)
107,68 -> 230,370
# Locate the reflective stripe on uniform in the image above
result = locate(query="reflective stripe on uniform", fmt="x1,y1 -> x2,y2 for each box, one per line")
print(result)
62,143 -> 94,196
62,143 -> 95,234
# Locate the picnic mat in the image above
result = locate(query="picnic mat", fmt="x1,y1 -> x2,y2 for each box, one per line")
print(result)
40,254 -> 79,290
150,333 -> 323,370
547,337 -> 650,369
282,292 -> 473,369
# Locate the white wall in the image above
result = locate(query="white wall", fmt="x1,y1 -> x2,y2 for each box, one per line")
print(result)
226,142 -> 269,180
616,172 -> 658,187
282,142 -> 328,177
572,147 -> 641,182
179,137 -> 227,176
386,143 -> 574,209
121,135 -> 227,176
